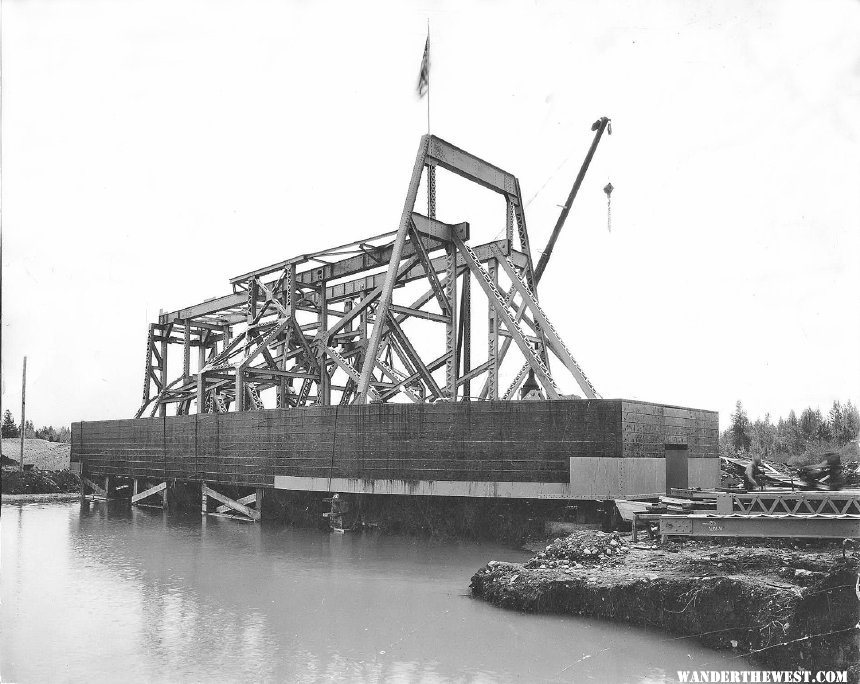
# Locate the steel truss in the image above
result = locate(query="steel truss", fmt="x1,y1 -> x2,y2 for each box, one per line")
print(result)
717,491 -> 860,516
136,135 -> 600,417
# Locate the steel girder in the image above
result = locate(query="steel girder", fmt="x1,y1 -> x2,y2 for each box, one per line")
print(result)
659,513 -> 860,539
136,135 -> 599,417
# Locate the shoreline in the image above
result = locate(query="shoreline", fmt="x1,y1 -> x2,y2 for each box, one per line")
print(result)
1,468 -> 81,501
470,532 -> 860,677
2,492 -> 81,503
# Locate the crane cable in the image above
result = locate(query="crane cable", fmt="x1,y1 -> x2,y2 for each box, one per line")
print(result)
604,120 -> 614,233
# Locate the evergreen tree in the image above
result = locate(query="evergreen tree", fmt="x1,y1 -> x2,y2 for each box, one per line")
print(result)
844,401 -> 860,441
1,410 -> 19,438
750,414 -> 777,458
718,429 -> 732,457
35,425 -> 58,442
829,401 -> 844,443
799,407 -> 821,441
785,410 -> 803,453
729,400 -> 752,454
775,416 -> 788,453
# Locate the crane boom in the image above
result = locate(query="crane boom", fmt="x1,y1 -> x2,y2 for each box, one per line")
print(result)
534,116 -> 611,282
479,116 -> 611,400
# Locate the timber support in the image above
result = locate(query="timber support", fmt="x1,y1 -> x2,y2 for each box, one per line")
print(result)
201,483 -> 262,522
80,476 -> 108,500
131,479 -> 168,509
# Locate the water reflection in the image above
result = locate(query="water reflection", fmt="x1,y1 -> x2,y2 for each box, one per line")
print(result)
2,501 -> 748,682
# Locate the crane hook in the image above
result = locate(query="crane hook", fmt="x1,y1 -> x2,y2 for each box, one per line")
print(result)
603,182 -> 614,233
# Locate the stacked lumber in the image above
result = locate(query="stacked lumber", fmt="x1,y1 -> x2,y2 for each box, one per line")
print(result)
614,492 -> 716,520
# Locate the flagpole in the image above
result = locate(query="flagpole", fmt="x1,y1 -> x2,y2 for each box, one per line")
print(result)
426,18 -> 430,135
426,19 -> 431,223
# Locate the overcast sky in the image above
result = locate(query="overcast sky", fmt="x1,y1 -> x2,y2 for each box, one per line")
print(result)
2,0 -> 858,429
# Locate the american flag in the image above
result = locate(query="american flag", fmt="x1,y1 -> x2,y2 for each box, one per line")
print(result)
417,35 -> 430,98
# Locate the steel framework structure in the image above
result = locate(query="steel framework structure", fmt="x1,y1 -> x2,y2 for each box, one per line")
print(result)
716,491 -> 860,516
136,134 -> 602,418
659,513 -> 860,539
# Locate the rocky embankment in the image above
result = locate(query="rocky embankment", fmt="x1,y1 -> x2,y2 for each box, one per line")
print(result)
471,530 -> 860,676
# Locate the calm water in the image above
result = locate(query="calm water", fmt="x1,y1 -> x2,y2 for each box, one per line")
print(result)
1,501 -> 746,683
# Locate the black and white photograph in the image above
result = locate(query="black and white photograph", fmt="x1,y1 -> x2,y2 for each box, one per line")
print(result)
1,1 -> 859,682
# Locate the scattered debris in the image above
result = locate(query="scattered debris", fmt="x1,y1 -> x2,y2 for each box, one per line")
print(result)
525,531 -> 629,569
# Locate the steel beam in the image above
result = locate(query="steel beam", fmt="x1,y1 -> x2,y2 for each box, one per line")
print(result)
385,312 -> 443,399
493,247 -> 597,399
160,240 -> 517,326
295,214 -> 468,289
659,514 -> 860,539
444,237 -> 458,398
408,220 -> 451,316
426,136 -> 518,196
458,273 -> 471,399
356,136 -> 429,402
141,133 -> 599,414
158,325 -> 169,417
717,492 -> 860,516
453,235 -> 560,399
486,259 -> 498,399
378,352 -> 450,402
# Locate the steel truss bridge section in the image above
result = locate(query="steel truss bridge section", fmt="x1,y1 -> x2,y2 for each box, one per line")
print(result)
137,135 -> 602,418
716,491 -> 860,516
659,513 -> 860,539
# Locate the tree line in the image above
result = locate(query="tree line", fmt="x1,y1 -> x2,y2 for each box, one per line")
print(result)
722,399 -> 860,465
1,410 -> 71,443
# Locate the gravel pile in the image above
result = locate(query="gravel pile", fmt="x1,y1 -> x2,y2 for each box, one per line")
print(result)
524,530 -> 630,570
1,438 -> 70,470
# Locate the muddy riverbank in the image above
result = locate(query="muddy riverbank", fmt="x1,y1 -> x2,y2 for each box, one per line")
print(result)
471,530 -> 860,678
1,469 -> 80,497
3,492 -> 81,503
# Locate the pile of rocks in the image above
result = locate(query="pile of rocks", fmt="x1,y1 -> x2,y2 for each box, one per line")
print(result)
525,530 -> 630,570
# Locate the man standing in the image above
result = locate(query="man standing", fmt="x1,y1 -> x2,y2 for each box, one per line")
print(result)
743,454 -> 764,490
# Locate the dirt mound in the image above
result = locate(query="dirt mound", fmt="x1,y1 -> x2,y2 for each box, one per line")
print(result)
1,439 -> 70,470
473,535 -> 860,677
525,530 -> 630,570
1,469 -> 80,495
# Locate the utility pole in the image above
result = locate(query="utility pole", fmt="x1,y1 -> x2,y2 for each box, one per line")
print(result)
20,356 -> 27,472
